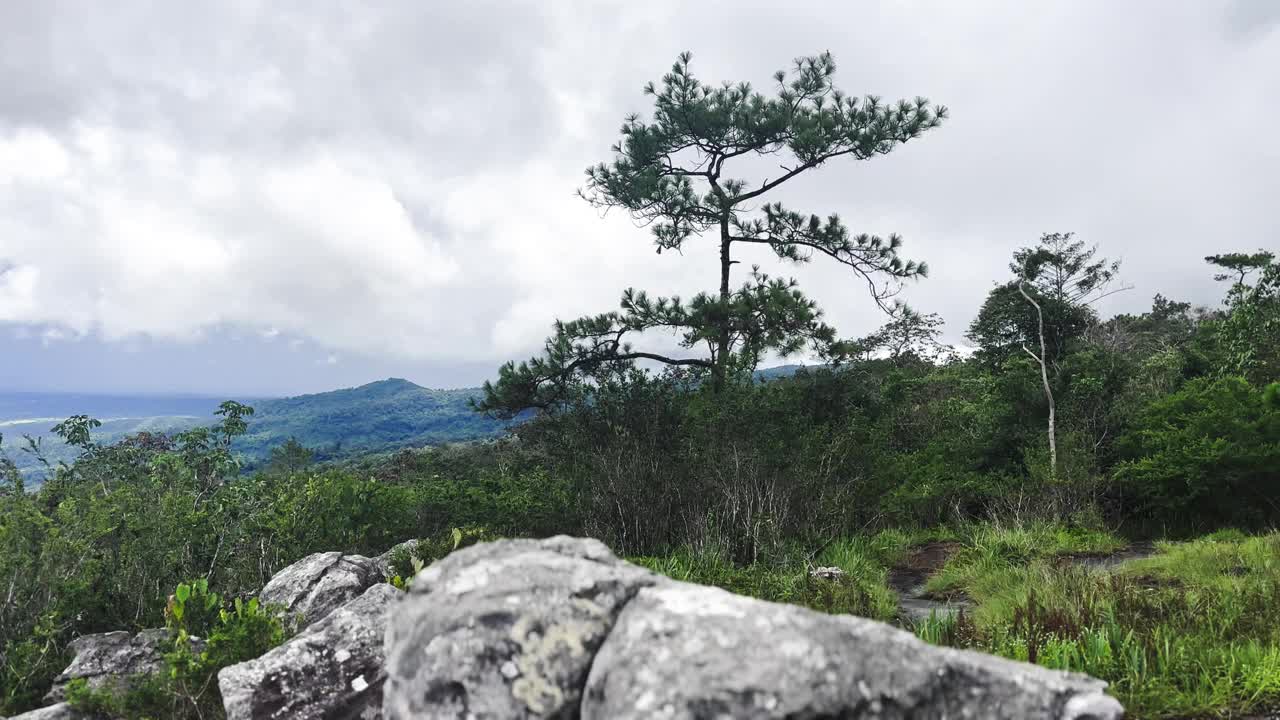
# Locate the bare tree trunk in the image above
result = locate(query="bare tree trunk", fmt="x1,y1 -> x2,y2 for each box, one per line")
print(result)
1018,282 -> 1057,480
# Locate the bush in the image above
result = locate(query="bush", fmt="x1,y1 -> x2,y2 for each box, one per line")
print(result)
67,579 -> 287,720
1115,376 -> 1280,528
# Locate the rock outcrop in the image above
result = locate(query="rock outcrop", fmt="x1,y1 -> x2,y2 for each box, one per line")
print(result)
44,629 -> 172,703
6,702 -> 85,719
384,536 -> 1124,720
383,536 -> 658,719
15,537 -> 1126,719
375,539 -> 419,578
219,583 -> 399,720
259,551 -> 384,628
585,581 -> 1118,718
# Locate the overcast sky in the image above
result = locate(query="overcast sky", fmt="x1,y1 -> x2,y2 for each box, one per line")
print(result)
1,1 -> 1277,396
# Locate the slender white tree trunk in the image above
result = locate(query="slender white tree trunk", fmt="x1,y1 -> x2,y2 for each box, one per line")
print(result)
1019,282 -> 1057,481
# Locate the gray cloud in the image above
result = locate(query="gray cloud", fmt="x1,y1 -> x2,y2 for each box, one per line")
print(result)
1,0 -> 1277,391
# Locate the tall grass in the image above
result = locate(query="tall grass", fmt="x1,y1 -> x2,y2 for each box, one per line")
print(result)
923,520 -> 1124,599
632,540 -> 898,621
916,532 -> 1280,718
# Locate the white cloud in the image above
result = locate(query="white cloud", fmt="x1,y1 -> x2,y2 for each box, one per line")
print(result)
1,0 -> 1277,383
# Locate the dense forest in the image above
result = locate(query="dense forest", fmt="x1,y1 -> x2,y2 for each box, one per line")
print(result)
2,52 -> 1278,719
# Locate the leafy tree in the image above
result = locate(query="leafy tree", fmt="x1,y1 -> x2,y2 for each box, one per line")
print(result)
479,51 -> 946,417
973,233 -> 1124,479
1208,252 -> 1279,384
0,434 -> 22,496
50,415 -> 102,452
265,437 -> 314,476
858,304 -> 953,364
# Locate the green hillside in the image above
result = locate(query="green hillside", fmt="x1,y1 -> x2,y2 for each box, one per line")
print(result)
1,379 -> 508,482
232,378 -> 507,463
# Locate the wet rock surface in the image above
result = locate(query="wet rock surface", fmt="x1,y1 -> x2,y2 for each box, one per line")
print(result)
887,541 -> 970,625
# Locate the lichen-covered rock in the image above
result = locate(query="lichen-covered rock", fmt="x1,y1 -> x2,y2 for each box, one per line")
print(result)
260,551 -> 383,628
583,581 -> 1123,719
6,702 -> 86,719
44,629 -> 170,703
382,536 -> 659,719
219,583 -> 401,720
383,536 -> 1124,720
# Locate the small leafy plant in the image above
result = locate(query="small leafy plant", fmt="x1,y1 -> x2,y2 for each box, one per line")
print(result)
67,580 -> 287,720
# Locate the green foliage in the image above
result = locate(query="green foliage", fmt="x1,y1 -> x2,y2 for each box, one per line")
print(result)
1211,253 -> 1280,384
386,525 -> 497,587
238,378 -> 508,464
1205,250 -> 1275,286
264,437 -> 314,475
921,521 -> 1126,601
633,543 -> 898,622
917,532 -> 1280,719
66,579 -> 286,720
166,579 -> 222,638
968,281 -> 1092,367
4,380 -> 510,486
1115,376 -> 1280,528
50,415 -> 102,452
480,51 -> 946,417
2,223 -> 1277,720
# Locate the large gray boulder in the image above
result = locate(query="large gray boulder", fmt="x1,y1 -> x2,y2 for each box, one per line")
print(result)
219,583 -> 401,720
44,629 -> 170,703
383,536 -> 1123,720
583,581 -> 1122,719
383,536 -> 660,719
260,551 -> 384,628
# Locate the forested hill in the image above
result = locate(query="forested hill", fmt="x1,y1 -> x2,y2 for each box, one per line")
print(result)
235,378 -> 508,462
0,378 -> 509,480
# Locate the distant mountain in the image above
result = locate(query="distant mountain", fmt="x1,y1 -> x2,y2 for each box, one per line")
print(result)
753,364 -> 813,381
0,379 -> 506,483
234,378 -> 508,464
3,366 -> 812,484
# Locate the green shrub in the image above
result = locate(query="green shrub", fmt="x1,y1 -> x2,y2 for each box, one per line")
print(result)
386,525 -> 499,588
67,580 -> 287,720
1115,376 -> 1280,528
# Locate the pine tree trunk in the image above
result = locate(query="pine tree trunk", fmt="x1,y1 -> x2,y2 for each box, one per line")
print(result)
714,217 -> 732,392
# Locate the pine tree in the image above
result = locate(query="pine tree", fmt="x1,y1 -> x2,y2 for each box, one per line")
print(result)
479,52 -> 946,417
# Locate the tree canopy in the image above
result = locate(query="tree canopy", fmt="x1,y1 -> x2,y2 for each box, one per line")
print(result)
479,52 -> 946,418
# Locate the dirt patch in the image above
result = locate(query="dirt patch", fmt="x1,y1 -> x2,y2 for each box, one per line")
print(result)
887,541 -> 961,594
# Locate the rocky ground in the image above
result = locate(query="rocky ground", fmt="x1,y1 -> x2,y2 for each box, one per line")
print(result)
6,537 -> 1126,720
